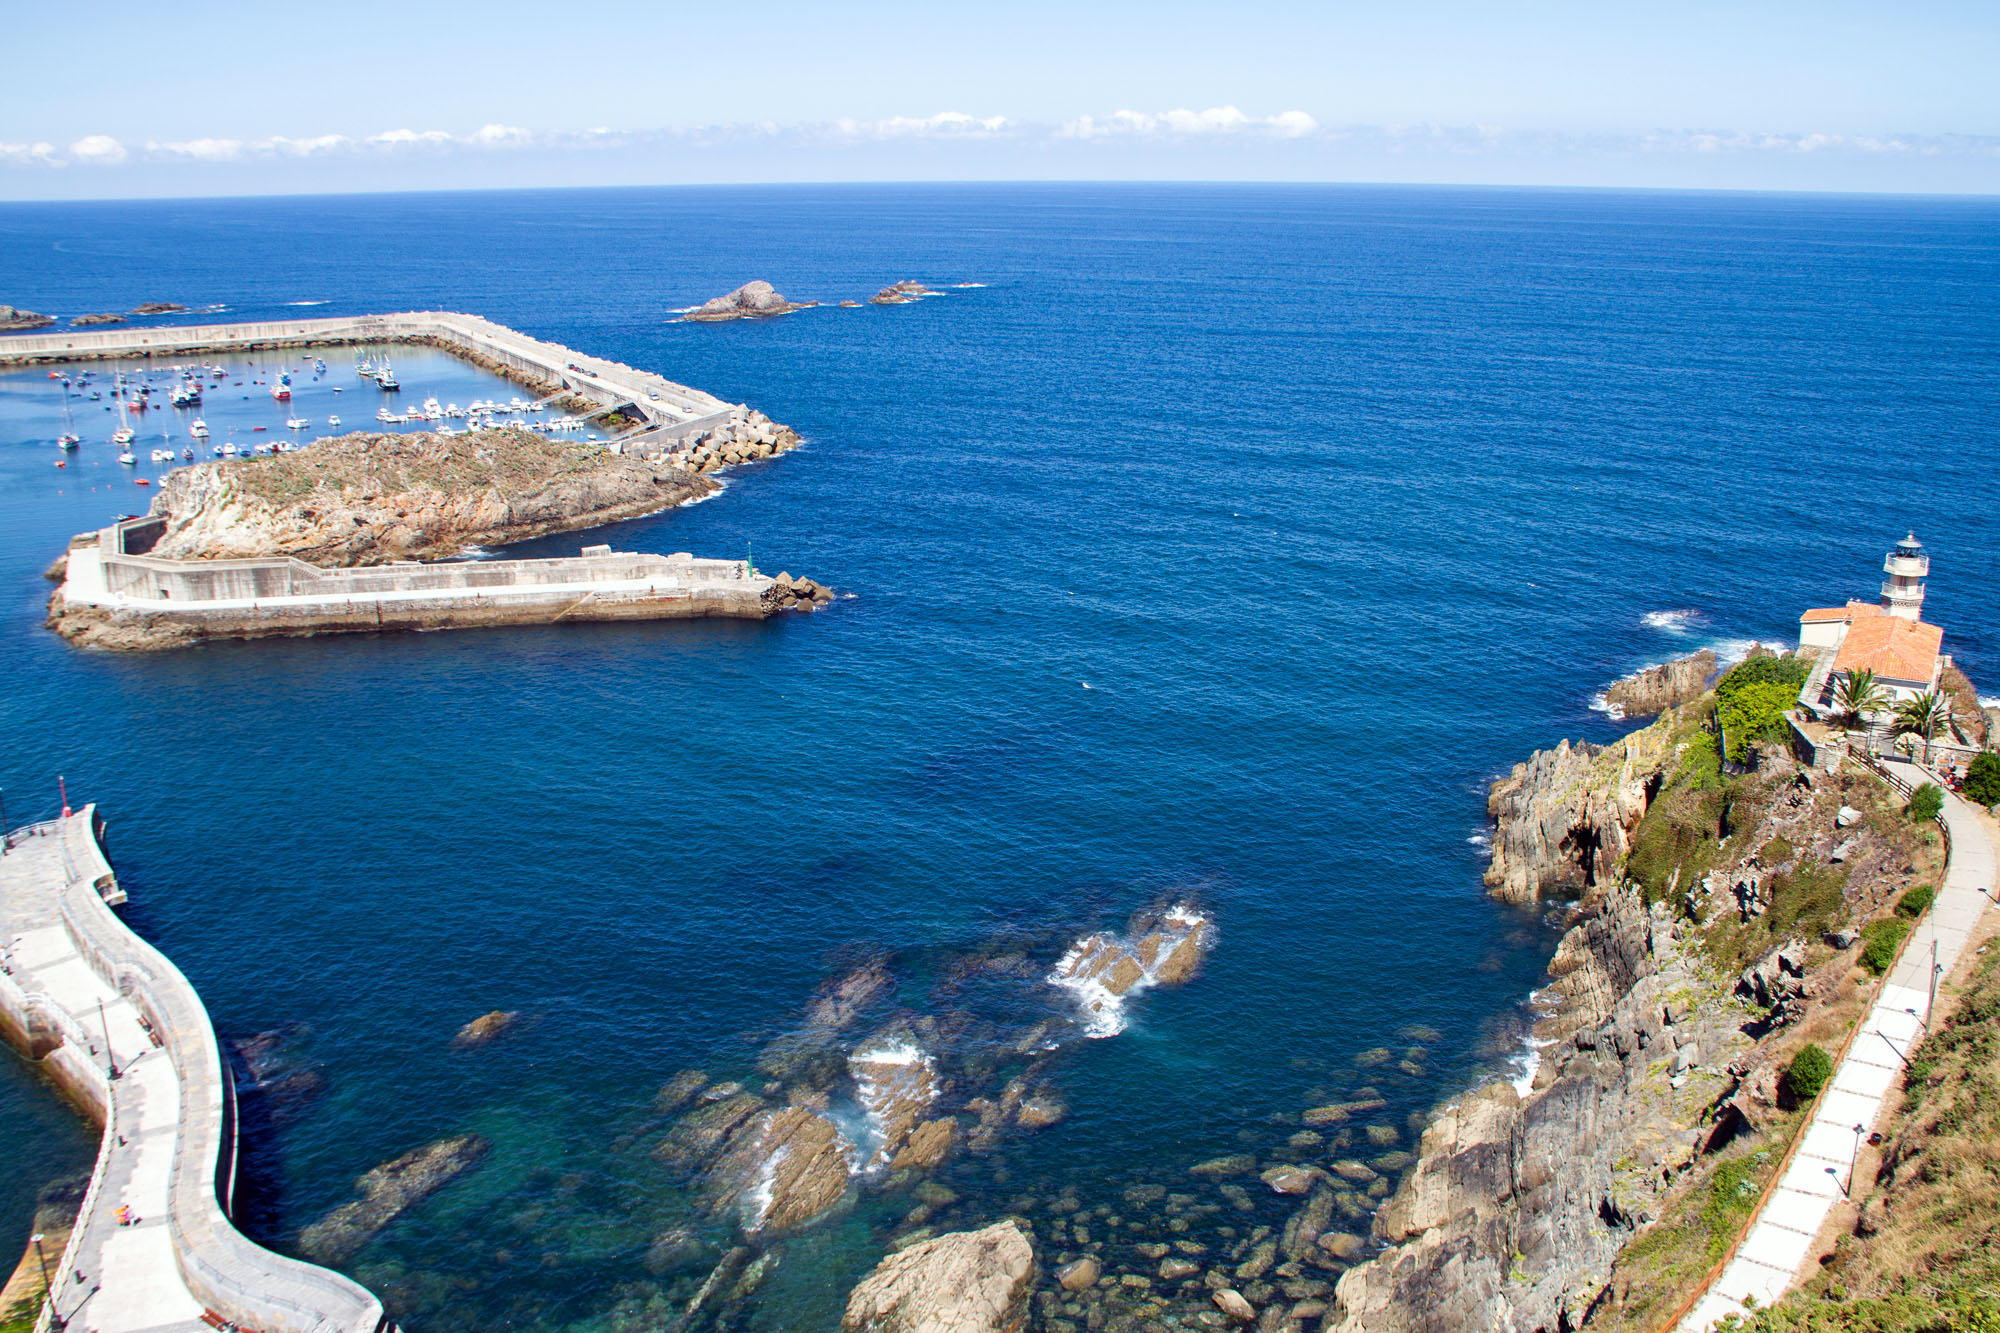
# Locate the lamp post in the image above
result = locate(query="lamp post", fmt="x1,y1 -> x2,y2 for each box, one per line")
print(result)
32,1230 -> 55,1326
98,1000 -> 117,1080
1849,1124 -> 1866,1197
1931,940 -> 1942,1024
1,785 -> 8,855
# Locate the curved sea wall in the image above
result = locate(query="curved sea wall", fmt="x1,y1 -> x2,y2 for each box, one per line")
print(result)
0,808 -> 391,1333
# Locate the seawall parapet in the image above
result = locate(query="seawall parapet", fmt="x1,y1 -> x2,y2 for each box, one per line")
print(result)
0,808 -> 392,1333
49,518 -> 828,651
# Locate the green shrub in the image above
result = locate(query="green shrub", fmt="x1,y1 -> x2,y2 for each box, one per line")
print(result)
1783,1043 -> 1834,1104
1861,917 -> 1911,975
1897,884 -> 1935,918
1717,682 -> 1803,763
1717,654 -> 1814,698
1908,783 -> 1945,823
1964,752 -> 2000,811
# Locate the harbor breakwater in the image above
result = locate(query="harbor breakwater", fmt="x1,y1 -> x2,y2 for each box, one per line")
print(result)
0,808 -> 392,1333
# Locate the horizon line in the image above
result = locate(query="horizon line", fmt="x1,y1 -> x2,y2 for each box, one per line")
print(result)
5,176 -> 2000,207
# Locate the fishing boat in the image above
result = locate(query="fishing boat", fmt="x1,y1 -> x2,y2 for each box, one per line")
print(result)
377,362 -> 400,391
190,419 -> 209,439
150,448 -> 175,462
327,414 -> 341,426
182,448 -> 194,461
287,416 -> 310,429
271,381 -> 291,401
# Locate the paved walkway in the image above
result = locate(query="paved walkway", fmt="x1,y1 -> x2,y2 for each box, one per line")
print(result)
1682,759 -> 1998,1330
0,827 -> 210,1332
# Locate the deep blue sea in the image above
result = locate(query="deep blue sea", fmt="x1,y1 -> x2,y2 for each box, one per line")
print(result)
1,184 -> 1996,1331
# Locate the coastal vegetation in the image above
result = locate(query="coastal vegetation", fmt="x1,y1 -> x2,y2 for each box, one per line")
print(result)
1783,1043 -> 1833,1104
1714,654 -> 1812,762
1965,752 -> 2000,810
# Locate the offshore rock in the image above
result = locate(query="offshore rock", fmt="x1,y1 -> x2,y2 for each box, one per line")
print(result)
705,1106 -> 854,1234
869,281 -> 934,305
131,301 -> 189,314
0,304 -> 54,331
655,1093 -> 765,1169
1603,649 -> 1717,719
142,427 -> 717,565
683,281 -> 815,321
1483,714 -> 1677,905
841,1219 -> 1035,1333
452,1009 -> 518,1047
72,313 -> 128,326
297,1134 -> 490,1263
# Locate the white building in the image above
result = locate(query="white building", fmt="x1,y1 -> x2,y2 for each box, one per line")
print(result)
1796,533 -> 1945,706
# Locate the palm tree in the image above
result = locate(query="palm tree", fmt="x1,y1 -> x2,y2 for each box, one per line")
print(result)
1832,668 -> 1890,731
1893,690 -> 1952,767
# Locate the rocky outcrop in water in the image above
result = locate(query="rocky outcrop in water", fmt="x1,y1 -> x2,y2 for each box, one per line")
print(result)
1048,904 -> 1212,1035
453,1010 -> 518,1047
762,572 -> 835,614
1603,649 -> 1717,719
869,281 -> 934,305
298,1134 -> 490,1263
141,427 -> 717,565
1483,721 -> 1677,905
72,312 -> 127,326
842,1220 -> 1036,1333
665,409 -> 803,474
0,304 -> 53,331
704,1107 -> 855,1234
683,281 -> 816,321
131,301 -> 188,315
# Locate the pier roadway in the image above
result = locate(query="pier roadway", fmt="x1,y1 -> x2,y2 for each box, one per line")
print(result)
0,810 -> 390,1333
0,310 -> 739,445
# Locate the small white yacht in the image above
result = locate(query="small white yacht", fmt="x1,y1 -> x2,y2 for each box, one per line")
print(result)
190,419 -> 210,439
117,450 -> 136,465
286,417 -> 310,429
327,413 -> 341,426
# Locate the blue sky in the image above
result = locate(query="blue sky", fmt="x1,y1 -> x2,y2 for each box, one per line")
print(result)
4,0 -> 1998,198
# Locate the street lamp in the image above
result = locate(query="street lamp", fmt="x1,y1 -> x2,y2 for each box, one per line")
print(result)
1849,1124 -> 1866,1197
31,1231 -> 55,1325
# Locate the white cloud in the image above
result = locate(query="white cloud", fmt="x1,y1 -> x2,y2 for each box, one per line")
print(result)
1060,107 -> 1316,139
832,112 -> 1011,140
0,141 -> 62,167
369,128 -> 455,147
147,137 -> 245,162
269,134 -> 352,156
69,134 -> 128,165
471,123 -> 532,146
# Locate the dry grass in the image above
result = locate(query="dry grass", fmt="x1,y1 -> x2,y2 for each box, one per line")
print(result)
229,427 -> 616,508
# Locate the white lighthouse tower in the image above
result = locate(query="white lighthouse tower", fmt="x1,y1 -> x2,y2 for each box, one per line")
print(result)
1880,532 -> 1928,621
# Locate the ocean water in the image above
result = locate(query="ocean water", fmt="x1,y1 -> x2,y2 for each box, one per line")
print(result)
1,184 -> 1996,1330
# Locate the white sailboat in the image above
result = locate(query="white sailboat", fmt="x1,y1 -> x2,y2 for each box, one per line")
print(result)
112,377 -> 136,446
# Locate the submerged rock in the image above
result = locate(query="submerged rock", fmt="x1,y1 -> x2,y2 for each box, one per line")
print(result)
841,1219 -> 1035,1332
851,1037 -> 939,1168
655,1093 -> 764,1169
297,1134 -> 489,1263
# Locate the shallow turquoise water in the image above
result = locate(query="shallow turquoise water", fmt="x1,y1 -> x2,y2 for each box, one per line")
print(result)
0,184 -> 1995,1329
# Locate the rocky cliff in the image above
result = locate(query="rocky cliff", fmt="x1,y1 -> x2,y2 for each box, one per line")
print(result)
141,427 -> 717,565
1604,650 -> 1717,719
1329,880 -> 1740,1332
1483,717 -> 1679,905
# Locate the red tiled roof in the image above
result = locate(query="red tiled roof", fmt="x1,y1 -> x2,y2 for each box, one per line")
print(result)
1832,616 -> 1943,686
1800,601 -> 1885,624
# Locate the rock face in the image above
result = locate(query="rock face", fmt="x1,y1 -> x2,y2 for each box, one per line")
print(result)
1330,883 -> 1733,1333
0,304 -> 53,331
869,281 -> 933,305
72,312 -> 128,326
297,1134 -> 490,1263
142,427 -> 716,565
762,571 -> 836,615
842,1220 -> 1035,1333
683,281 -> 815,322
1604,649 -> 1717,718
1483,717 -> 1677,905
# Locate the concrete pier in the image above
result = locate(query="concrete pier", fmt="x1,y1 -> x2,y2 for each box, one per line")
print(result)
0,310 -> 737,448
52,518 -> 798,649
0,809 -> 390,1333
